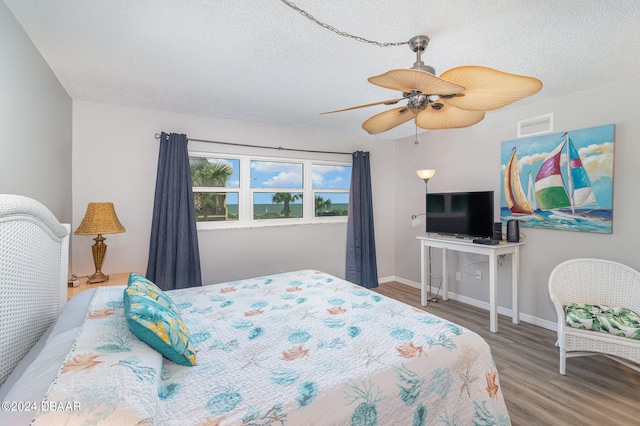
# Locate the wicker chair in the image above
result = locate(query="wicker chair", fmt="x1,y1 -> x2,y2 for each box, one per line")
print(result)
548,258 -> 640,375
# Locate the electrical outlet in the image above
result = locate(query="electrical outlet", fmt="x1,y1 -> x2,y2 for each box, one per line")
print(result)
475,269 -> 482,280
455,272 -> 461,281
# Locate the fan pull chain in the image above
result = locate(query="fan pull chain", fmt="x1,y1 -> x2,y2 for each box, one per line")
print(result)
279,0 -> 408,48
415,123 -> 420,145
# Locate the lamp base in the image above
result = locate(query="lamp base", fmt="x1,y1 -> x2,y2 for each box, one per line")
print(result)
87,271 -> 110,284
87,234 -> 110,284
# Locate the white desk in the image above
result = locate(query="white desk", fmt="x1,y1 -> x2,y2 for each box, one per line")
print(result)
417,236 -> 524,333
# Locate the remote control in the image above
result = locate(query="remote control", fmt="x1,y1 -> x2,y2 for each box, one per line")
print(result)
472,238 -> 500,245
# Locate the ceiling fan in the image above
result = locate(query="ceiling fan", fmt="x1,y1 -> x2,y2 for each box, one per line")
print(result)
321,35 -> 543,134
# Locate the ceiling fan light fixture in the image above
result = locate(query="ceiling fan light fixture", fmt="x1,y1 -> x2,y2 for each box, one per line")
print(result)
321,33 -> 542,134
408,93 -> 429,110
281,3 -> 543,133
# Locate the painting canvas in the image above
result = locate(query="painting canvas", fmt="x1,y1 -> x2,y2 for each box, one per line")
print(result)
500,124 -> 614,233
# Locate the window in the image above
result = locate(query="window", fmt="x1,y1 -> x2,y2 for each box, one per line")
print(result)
189,153 -> 351,227
190,156 -> 240,222
251,160 -> 303,220
312,164 -> 350,217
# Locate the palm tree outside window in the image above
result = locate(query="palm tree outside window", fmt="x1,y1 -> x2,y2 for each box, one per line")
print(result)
190,156 -> 237,221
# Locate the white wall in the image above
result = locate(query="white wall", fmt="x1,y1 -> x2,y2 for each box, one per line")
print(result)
72,101 -> 395,284
393,77 -> 640,326
0,3 -> 72,221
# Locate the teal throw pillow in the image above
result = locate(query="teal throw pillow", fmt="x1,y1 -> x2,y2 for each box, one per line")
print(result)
124,286 -> 196,366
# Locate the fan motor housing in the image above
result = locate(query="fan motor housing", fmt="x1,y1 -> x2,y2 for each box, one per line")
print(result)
408,93 -> 429,110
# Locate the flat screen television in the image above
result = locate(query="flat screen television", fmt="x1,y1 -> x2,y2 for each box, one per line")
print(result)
426,191 -> 494,238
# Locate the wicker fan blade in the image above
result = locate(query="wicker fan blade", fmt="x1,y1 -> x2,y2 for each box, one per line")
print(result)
441,66 -> 542,111
415,101 -> 485,130
320,99 -> 403,114
362,106 -> 417,135
368,69 -> 465,95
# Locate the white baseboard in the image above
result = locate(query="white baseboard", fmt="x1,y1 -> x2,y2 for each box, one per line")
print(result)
380,276 -> 557,332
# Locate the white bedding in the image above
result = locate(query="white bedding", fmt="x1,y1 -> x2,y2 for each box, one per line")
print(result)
22,270 -> 510,425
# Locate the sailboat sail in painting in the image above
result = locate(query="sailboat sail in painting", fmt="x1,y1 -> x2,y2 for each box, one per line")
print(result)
501,124 -> 614,233
534,133 -> 597,212
504,148 -> 533,215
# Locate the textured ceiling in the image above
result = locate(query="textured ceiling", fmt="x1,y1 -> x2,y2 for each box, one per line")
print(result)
4,0 -> 640,139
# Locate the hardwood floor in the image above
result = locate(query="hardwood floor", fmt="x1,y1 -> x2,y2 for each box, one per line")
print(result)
374,282 -> 640,426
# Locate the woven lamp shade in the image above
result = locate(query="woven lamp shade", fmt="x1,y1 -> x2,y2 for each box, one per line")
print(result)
74,202 -> 125,235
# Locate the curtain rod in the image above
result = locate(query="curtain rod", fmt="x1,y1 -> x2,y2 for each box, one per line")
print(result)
154,133 -> 352,156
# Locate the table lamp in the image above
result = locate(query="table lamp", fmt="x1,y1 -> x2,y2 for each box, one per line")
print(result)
74,202 -> 125,283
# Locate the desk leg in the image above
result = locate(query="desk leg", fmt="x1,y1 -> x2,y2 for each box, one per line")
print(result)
512,246 -> 520,324
421,241 -> 427,306
442,248 -> 449,301
489,252 -> 498,333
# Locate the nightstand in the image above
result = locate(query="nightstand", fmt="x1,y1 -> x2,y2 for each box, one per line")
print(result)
67,272 -> 132,300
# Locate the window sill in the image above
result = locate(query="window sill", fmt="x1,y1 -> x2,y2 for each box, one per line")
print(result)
196,218 -> 348,231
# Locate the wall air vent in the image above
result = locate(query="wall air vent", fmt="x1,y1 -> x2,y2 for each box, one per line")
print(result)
517,113 -> 553,138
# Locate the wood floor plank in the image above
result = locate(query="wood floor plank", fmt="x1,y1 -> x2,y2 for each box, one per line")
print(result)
374,282 -> 640,426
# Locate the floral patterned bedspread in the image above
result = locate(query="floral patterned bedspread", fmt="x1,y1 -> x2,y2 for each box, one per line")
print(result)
33,270 -> 510,425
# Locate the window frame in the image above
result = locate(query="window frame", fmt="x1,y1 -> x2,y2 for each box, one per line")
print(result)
189,151 -> 351,229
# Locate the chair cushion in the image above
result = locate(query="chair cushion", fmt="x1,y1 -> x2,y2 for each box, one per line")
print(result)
564,303 -> 640,340
124,285 -> 196,366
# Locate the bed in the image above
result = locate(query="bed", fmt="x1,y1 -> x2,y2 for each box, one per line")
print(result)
0,195 -> 511,425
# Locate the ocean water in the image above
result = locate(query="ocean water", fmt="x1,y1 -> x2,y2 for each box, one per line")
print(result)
500,207 -> 612,234
224,204 -> 349,218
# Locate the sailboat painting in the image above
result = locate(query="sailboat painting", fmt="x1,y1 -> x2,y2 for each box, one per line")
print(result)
501,124 -> 614,233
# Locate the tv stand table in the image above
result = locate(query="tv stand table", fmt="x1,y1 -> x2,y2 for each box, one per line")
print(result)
417,235 -> 524,333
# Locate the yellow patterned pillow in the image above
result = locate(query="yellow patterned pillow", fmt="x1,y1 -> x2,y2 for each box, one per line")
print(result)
124,286 -> 196,366
127,273 -> 180,313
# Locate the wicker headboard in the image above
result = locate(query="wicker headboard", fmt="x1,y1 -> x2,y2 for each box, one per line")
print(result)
0,195 -> 69,386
